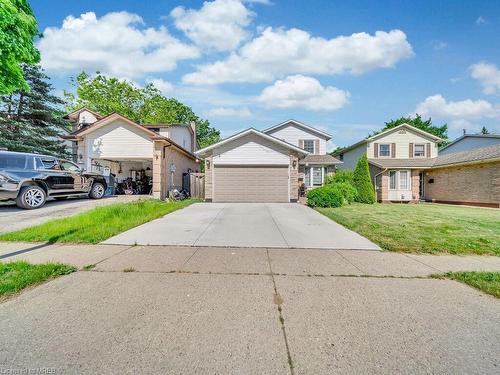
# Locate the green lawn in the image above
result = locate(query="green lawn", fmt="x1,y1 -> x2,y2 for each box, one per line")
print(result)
434,272 -> 500,298
0,198 -> 198,244
317,203 -> 500,255
0,261 -> 76,299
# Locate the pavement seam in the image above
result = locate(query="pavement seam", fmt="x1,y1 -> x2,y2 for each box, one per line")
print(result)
192,205 -> 226,246
266,248 -> 295,375
179,247 -> 201,270
400,253 -> 444,273
265,205 -> 290,248
91,245 -> 137,268
334,250 -> 366,274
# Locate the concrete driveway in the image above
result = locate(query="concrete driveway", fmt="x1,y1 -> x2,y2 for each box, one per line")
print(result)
103,203 -> 380,250
0,195 -> 142,234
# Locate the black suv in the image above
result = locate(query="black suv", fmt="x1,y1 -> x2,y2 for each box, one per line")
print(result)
0,151 -> 107,209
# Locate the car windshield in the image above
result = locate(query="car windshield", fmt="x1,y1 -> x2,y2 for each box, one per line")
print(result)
0,154 -> 27,169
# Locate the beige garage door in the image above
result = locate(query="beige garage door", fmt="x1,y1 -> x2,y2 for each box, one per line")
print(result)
214,166 -> 289,203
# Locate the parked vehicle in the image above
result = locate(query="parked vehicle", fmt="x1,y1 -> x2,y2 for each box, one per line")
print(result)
0,151 -> 107,209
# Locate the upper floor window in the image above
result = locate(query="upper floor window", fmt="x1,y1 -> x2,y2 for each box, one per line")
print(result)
303,140 -> 314,153
414,144 -> 425,157
379,144 -> 391,157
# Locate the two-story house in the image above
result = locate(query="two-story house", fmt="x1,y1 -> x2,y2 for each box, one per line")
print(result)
335,123 -> 442,203
195,119 -> 341,202
335,123 -> 500,207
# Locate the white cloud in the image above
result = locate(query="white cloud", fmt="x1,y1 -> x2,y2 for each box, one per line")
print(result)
171,0 -> 254,52
431,40 -> 448,50
147,78 -> 174,94
414,94 -> 500,121
38,11 -> 199,78
470,62 -> 500,94
256,75 -> 349,111
183,27 -> 413,84
476,16 -> 487,25
207,107 -> 252,117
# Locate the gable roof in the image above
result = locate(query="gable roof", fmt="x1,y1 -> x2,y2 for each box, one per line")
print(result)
263,119 -> 332,140
439,133 -> 500,152
333,123 -> 442,156
63,107 -> 103,121
195,128 -> 309,157
434,144 -> 500,167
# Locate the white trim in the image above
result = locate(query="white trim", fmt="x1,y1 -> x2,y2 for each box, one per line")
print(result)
195,128 -> 309,156
413,143 -> 426,157
263,119 -> 332,139
379,143 -> 391,157
369,123 -> 442,142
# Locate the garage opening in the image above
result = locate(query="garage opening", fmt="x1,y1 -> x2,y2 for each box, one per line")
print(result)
90,158 -> 153,195
213,165 -> 289,203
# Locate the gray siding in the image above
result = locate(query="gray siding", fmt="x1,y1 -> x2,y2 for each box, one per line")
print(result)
337,144 -> 367,170
440,137 -> 500,155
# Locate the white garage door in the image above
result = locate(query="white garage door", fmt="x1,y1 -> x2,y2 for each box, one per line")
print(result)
214,166 -> 289,203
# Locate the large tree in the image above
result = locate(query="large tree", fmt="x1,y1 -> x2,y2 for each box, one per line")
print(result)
0,0 -> 40,94
0,64 -> 71,156
65,72 -> 221,148
373,114 -> 448,141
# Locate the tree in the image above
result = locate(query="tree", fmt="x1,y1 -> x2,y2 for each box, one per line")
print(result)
374,114 -> 448,141
353,154 -> 375,204
330,146 -> 345,155
480,126 -> 490,135
0,0 -> 40,94
65,72 -> 221,148
0,64 -> 70,156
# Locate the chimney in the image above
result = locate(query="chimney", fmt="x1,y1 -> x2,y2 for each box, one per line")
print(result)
190,120 -> 197,152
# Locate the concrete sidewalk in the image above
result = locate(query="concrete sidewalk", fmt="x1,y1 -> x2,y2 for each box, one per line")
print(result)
1,242 -> 499,276
0,244 -> 499,374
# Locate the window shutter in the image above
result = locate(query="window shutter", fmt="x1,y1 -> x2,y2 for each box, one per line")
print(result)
374,143 -> 378,158
391,143 -> 396,158
426,143 -> 431,158
299,140 -> 304,149
409,143 -> 413,158
314,139 -> 320,154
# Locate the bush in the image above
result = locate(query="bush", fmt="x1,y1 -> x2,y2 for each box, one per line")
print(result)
353,154 -> 375,204
306,185 -> 344,208
326,169 -> 354,185
334,181 -> 358,204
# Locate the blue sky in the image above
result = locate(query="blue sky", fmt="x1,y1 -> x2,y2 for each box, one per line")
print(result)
31,0 -> 500,149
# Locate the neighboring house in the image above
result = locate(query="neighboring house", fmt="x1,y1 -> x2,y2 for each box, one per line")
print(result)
62,108 -> 200,199
438,133 -> 500,155
195,120 -> 341,203
335,124 -> 500,207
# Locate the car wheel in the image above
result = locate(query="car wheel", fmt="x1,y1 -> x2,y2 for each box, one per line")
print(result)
16,185 -> 47,209
89,182 -> 105,199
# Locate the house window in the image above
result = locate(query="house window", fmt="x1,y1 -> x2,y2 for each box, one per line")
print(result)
399,170 -> 409,190
303,140 -> 314,153
389,171 -> 397,190
414,144 -> 425,157
312,167 -> 323,186
379,144 -> 390,157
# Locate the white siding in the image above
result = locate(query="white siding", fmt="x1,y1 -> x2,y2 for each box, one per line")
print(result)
266,124 -> 327,154
368,128 -> 439,158
338,144 -> 367,170
213,133 -> 290,165
87,120 -> 153,160
78,110 -> 98,124
159,126 -> 193,152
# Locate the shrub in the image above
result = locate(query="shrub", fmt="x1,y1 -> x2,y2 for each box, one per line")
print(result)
334,181 -> 358,204
353,154 -> 375,204
326,169 -> 354,185
306,185 -> 344,208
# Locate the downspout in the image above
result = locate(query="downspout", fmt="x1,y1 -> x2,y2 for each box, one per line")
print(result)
373,167 -> 388,202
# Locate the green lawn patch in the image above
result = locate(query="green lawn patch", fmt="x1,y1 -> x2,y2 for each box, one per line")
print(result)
0,261 -> 76,299
317,203 -> 500,255
0,198 -> 198,244
433,272 -> 500,298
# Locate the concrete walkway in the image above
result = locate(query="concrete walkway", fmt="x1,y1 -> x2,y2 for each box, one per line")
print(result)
0,242 -> 499,374
103,203 -> 380,250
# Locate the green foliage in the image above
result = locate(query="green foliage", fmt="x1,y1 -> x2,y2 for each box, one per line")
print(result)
373,114 -> 448,142
0,261 -> 75,297
332,181 -> 358,204
65,72 -> 221,148
326,169 -> 354,185
306,185 -> 344,208
0,198 -> 199,244
330,146 -> 345,155
438,272 -> 499,298
353,154 -> 375,204
480,126 -> 490,135
0,0 -> 40,94
0,64 -> 71,157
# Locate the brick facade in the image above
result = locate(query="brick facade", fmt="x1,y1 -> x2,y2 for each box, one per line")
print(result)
424,161 -> 500,208
290,154 -> 299,201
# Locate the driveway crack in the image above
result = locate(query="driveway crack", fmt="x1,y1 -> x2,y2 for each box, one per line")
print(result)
266,249 -> 295,375
192,205 -> 226,246
266,205 -> 290,248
